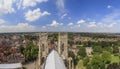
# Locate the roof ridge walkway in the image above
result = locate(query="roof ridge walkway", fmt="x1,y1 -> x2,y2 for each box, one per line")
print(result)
44,50 -> 66,69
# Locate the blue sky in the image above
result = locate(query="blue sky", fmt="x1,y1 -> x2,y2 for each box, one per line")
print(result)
0,0 -> 120,33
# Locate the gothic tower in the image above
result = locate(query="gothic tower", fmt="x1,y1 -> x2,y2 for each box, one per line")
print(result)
39,33 -> 48,58
38,33 -> 48,69
58,32 -> 68,59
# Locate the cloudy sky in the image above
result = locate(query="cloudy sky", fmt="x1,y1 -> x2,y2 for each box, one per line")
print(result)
0,0 -> 120,33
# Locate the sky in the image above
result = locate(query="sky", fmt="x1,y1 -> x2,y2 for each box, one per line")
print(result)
0,0 -> 120,33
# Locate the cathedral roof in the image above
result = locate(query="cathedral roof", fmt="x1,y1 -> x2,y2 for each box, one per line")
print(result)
44,50 -> 66,69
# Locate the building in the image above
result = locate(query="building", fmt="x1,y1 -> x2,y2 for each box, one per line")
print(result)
0,63 -> 22,69
38,32 -> 69,69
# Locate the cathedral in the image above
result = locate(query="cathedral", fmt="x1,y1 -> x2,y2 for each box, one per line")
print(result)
38,32 -> 73,69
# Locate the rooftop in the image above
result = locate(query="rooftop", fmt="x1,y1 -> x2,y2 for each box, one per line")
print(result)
45,50 -> 66,69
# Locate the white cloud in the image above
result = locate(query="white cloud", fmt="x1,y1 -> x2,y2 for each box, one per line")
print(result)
102,10 -> 120,23
39,10 -> 120,33
107,5 -> 112,9
68,22 -> 74,29
87,22 -> 96,28
68,22 -> 73,26
101,10 -> 120,28
56,0 -> 66,14
0,0 -> 15,15
0,19 -> 5,24
16,0 -> 23,9
77,19 -> 85,24
25,8 -> 50,22
77,19 -> 85,26
97,23 -> 107,28
17,0 -> 47,9
16,0 -> 48,9
42,26 -> 46,28
0,23 -> 35,32
61,13 -> 67,19
108,23 -> 116,28
50,20 -> 63,27
42,11 -> 51,16
60,23 -> 63,26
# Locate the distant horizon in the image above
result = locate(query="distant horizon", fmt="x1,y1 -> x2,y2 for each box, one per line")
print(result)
0,31 -> 120,34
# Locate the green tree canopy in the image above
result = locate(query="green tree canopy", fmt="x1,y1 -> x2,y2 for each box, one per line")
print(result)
68,51 -> 75,59
101,51 -> 111,64
107,63 -> 120,69
93,46 -> 102,54
91,55 -> 102,66
83,57 -> 89,66
77,46 -> 86,58
113,46 -> 119,54
23,43 -> 38,62
68,51 -> 79,66
103,46 -> 112,53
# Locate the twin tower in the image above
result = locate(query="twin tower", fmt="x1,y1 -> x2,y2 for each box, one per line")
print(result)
38,32 -> 68,69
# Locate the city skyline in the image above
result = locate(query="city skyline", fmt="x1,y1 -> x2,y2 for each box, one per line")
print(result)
0,0 -> 120,33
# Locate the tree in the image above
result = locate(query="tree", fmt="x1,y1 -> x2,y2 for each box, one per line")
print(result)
68,51 -> 79,66
107,63 -> 120,69
74,56 -> 79,66
91,55 -> 102,66
100,63 -> 105,69
86,64 -> 91,69
77,46 -> 86,58
103,46 -> 112,53
68,40 -> 74,46
91,55 -> 104,69
93,64 -> 99,69
23,67 -> 27,69
101,51 -> 111,64
68,51 -> 75,59
113,46 -> 119,54
24,35 -> 38,41
19,46 -> 25,54
93,46 -> 102,54
23,43 -> 38,62
83,57 -> 89,66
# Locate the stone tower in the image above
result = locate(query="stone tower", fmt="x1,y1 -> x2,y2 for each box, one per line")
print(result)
39,33 -> 48,58
38,33 -> 48,69
58,32 -> 68,59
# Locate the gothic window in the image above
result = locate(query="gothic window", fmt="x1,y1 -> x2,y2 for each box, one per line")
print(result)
61,43 -> 64,51
41,44 -> 45,51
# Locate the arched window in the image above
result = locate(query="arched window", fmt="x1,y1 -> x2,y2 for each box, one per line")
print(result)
41,44 -> 44,51
61,43 -> 64,51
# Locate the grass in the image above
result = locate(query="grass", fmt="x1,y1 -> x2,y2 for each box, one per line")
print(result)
76,60 -> 86,69
111,55 -> 120,63
105,55 -> 120,68
76,55 -> 120,69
